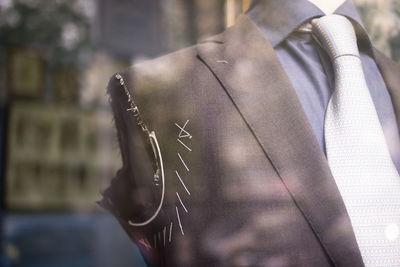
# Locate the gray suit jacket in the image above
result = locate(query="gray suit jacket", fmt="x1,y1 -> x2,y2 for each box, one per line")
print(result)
98,14 -> 400,267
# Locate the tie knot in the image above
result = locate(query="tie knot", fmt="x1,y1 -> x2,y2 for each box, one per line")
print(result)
311,14 -> 359,60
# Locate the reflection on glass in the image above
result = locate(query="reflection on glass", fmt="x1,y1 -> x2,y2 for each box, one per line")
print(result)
0,0 -> 398,266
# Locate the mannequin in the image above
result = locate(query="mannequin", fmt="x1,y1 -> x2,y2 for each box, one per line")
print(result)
307,0 -> 346,14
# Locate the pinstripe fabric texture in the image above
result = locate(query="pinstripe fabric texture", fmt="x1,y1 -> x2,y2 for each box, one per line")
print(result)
312,15 -> 400,266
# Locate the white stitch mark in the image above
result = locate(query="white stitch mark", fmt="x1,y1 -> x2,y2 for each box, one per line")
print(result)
177,139 -> 192,152
128,131 -> 165,227
175,170 -> 191,195
175,120 -> 192,139
163,226 -> 166,247
126,106 -> 138,113
216,60 -> 228,64
169,222 -> 173,243
176,206 -> 184,235
176,192 -> 188,213
178,152 -> 189,171
139,238 -> 152,251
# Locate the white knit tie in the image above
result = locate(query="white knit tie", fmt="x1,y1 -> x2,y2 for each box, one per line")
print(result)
312,15 -> 400,266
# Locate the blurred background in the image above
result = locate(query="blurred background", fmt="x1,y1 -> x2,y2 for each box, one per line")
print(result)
0,0 -> 399,266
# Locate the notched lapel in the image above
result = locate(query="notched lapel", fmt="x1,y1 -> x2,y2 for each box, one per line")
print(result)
196,14 -> 364,266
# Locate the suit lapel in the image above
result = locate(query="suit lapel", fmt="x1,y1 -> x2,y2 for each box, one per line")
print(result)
197,14 -> 364,266
375,49 -> 400,134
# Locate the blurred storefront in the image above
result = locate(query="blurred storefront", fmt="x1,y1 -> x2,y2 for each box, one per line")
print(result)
0,0 -> 399,266
0,0 -> 226,266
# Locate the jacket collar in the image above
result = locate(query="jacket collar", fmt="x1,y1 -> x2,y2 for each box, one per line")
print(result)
246,0 -> 324,47
197,14 -> 368,266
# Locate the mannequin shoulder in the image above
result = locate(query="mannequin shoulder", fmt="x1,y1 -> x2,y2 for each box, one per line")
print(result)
112,45 -> 200,91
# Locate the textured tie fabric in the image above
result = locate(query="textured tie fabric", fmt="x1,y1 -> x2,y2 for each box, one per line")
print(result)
311,15 -> 400,266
